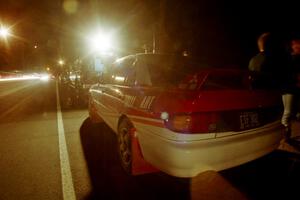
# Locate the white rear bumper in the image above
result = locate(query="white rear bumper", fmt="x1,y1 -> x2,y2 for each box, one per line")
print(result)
136,121 -> 284,177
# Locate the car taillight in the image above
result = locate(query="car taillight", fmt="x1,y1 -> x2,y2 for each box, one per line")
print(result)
165,113 -> 219,133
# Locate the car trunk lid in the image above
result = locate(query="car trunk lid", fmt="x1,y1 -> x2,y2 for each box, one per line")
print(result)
154,69 -> 282,134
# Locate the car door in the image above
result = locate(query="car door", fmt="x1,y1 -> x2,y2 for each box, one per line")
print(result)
126,55 -> 162,117
96,56 -> 137,130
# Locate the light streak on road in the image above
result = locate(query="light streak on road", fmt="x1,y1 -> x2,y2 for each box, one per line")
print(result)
0,76 -> 40,82
0,75 -> 50,82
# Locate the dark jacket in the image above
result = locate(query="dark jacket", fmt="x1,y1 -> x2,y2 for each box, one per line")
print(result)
292,55 -> 300,92
248,50 -> 294,94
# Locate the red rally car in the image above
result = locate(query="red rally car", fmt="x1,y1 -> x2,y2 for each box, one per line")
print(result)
88,53 -> 284,177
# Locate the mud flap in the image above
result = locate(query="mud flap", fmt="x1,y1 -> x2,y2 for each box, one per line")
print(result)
130,128 -> 159,175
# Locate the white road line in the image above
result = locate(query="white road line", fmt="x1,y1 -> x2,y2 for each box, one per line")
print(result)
56,82 -> 76,200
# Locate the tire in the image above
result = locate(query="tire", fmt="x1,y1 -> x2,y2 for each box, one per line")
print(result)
117,118 -> 133,174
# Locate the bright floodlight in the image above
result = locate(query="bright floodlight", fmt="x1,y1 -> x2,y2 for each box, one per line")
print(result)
89,31 -> 113,53
0,27 -> 10,38
58,59 -> 64,65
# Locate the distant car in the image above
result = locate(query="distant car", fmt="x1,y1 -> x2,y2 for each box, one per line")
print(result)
88,53 -> 284,177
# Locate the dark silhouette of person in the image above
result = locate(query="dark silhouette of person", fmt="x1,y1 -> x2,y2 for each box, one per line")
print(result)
248,32 -> 294,141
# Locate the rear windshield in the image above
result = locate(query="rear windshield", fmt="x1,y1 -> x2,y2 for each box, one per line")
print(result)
141,55 -> 206,87
140,55 -> 248,90
202,72 -> 250,90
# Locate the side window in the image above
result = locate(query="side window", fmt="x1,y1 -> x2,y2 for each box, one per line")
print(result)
102,64 -> 114,84
111,57 -> 136,86
135,58 -> 152,86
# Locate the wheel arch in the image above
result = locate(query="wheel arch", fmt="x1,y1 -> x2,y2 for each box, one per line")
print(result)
118,114 -> 133,131
117,114 -> 159,175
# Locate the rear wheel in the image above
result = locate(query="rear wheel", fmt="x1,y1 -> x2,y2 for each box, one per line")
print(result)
117,118 -> 133,174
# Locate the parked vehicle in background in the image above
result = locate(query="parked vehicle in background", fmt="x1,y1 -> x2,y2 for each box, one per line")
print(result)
88,53 -> 284,177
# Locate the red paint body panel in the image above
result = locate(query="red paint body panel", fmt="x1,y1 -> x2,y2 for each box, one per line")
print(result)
154,89 -> 281,114
130,128 -> 159,175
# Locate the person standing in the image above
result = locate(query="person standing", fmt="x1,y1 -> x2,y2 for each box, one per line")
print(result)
249,32 -> 270,72
248,32 -> 294,141
290,38 -> 300,93
248,32 -> 270,88
290,39 -> 300,121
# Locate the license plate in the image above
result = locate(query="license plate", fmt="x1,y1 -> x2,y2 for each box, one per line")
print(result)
239,111 -> 260,130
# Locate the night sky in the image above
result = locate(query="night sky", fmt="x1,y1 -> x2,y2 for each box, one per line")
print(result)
0,0 -> 299,70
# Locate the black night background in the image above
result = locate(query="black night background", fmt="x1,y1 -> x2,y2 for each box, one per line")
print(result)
0,0 -> 299,70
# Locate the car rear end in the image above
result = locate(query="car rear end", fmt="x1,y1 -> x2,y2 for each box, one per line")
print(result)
135,68 -> 284,177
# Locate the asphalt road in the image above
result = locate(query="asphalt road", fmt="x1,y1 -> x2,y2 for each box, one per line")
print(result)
0,79 -> 299,200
